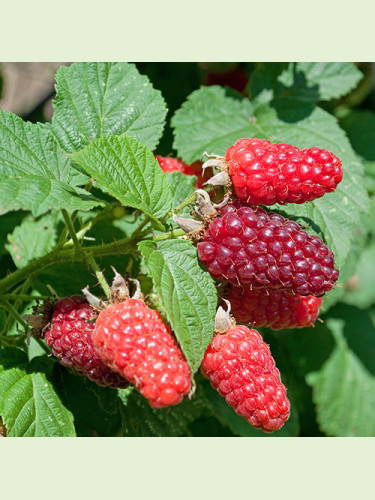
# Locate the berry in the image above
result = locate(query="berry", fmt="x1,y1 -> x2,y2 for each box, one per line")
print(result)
156,155 -> 206,188
227,286 -> 322,329
201,325 -> 290,432
197,203 -> 339,296
45,296 -> 129,389
225,138 -> 343,205
92,299 -> 191,408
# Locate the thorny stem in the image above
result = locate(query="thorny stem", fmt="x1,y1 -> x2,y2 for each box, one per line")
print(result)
84,252 -> 112,301
0,238 -> 137,295
62,209 -> 82,258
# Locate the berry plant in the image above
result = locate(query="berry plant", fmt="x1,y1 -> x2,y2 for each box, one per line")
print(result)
0,61 -> 374,437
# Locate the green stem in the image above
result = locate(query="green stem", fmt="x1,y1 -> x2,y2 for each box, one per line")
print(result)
5,301 -> 28,329
0,238 -> 136,295
84,252 -> 112,300
62,209 -> 82,257
152,229 -> 186,242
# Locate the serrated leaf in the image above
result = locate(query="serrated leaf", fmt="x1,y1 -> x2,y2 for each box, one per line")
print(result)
172,86 -> 258,163
118,386 -> 204,437
139,239 -> 217,374
0,111 -> 103,216
70,135 -> 172,230
52,62 -> 167,153
5,213 -> 58,268
307,319 -> 375,437
0,176 -> 104,217
0,349 -> 76,436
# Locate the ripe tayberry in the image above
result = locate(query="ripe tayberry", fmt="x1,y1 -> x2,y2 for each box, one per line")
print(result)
224,138 -> 343,205
201,325 -> 290,432
227,286 -> 322,329
93,299 -> 191,408
197,203 -> 339,296
45,296 -> 129,388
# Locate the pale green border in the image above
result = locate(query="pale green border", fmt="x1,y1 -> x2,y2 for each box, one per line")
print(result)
0,0 -> 374,61
0,438 -> 373,498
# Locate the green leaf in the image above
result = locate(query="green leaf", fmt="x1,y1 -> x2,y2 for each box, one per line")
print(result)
0,111 -> 103,216
251,62 -> 363,104
0,212 -> 26,256
278,62 -> 363,101
139,239 -> 217,374
118,386 -> 204,437
0,349 -> 76,436
70,135 -> 173,230
307,318 -> 375,437
52,62 -> 167,153
5,213 -> 58,269
340,109 -> 375,161
172,86 -> 258,163
342,241 -> 375,309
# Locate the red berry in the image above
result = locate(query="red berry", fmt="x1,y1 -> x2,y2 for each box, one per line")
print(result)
225,138 -> 343,205
92,299 -> 191,408
197,203 -> 339,296
156,155 -> 206,188
201,325 -> 290,432
44,296 -> 129,389
227,286 -> 322,329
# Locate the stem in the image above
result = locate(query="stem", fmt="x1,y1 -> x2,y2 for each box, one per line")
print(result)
0,238 -> 136,295
5,302 -> 28,329
153,229 -> 186,242
62,209 -> 82,257
84,252 -> 112,300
